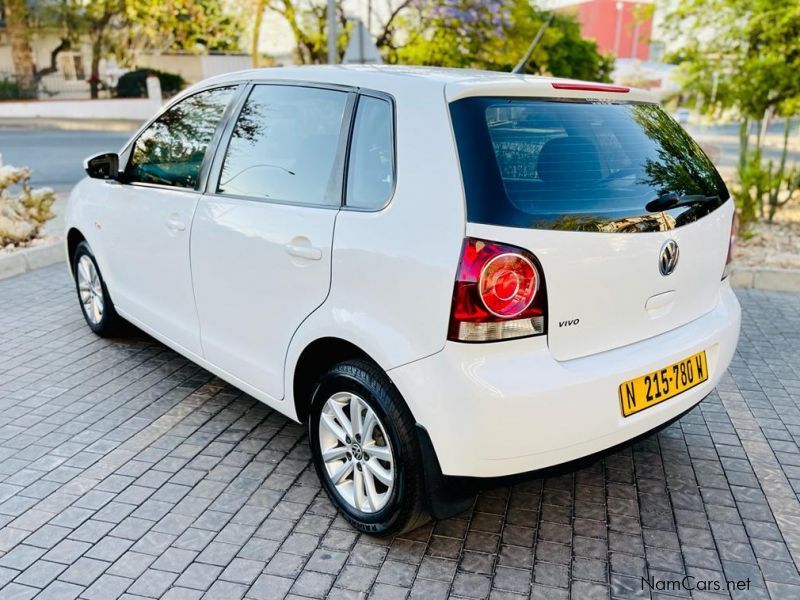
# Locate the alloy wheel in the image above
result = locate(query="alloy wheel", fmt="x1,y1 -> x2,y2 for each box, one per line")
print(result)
318,391 -> 395,513
77,255 -> 104,325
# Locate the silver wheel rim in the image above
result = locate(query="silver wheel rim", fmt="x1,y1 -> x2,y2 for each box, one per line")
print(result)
318,392 -> 395,513
77,255 -> 104,325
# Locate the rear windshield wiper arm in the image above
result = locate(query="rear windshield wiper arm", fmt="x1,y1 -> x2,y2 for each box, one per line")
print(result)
645,192 -> 720,213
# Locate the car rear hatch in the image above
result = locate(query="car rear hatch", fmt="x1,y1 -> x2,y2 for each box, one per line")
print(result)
448,86 -> 733,361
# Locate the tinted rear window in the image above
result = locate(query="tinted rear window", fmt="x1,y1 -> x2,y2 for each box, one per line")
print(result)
450,98 -> 729,232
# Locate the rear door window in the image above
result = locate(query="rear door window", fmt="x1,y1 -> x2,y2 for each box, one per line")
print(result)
450,98 -> 728,232
217,84 -> 349,206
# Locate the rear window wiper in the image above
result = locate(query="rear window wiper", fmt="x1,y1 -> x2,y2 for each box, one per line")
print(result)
645,192 -> 720,213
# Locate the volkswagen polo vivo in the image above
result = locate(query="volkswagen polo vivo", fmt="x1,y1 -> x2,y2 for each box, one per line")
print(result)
66,66 -> 741,534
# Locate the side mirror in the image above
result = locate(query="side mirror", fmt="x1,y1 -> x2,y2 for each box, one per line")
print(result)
84,152 -> 120,180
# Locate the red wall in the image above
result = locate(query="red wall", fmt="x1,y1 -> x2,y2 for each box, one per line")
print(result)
561,0 -> 652,60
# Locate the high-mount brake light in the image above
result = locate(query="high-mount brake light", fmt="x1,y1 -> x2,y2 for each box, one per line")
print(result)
551,82 -> 630,93
448,238 -> 546,342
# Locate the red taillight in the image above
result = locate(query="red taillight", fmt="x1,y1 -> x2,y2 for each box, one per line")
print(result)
723,211 -> 739,279
551,82 -> 630,93
479,253 -> 538,317
448,238 -> 546,342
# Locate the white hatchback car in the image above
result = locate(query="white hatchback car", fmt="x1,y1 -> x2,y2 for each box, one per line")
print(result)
66,66 -> 741,535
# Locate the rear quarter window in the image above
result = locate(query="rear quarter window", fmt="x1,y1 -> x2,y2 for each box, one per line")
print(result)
450,98 -> 729,232
345,95 -> 395,210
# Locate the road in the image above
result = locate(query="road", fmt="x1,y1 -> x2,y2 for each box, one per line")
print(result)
686,124 -> 800,175
0,128 -> 131,192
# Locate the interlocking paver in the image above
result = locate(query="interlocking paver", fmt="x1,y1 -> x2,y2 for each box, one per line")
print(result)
0,266 -> 799,598
79,573 -> 132,600
12,558 -> 66,588
58,556 -> 109,586
36,580 -> 83,600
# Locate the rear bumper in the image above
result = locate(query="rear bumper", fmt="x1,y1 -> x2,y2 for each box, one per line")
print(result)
389,283 -> 741,479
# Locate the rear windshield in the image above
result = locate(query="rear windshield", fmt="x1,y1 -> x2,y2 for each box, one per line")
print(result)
449,98 -> 729,232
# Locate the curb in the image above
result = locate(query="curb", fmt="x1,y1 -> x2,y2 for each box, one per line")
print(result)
730,267 -> 800,293
0,118 -> 141,132
0,241 -> 65,282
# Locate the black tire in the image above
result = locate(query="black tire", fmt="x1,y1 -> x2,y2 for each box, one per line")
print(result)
308,359 -> 429,536
72,241 -> 125,337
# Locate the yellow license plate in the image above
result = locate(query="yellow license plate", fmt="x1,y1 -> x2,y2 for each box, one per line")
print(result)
619,351 -> 709,417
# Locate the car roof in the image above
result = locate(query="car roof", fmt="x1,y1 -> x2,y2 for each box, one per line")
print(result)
195,65 -> 658,104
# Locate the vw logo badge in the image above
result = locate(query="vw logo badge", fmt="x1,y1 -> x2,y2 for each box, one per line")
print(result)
659,239 -> 679,276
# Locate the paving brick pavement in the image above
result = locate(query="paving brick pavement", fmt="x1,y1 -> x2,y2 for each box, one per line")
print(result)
1,264 -> 800,599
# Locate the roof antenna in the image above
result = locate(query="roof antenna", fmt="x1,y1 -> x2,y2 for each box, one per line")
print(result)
512,12 -> 554,74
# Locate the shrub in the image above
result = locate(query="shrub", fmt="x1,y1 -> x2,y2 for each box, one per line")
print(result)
733,117 -> 800,233
0,76 -> 36,100
0,161 -> 55,247
116,68 -> 186,99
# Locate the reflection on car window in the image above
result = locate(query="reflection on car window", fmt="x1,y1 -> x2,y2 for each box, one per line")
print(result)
450,98 -> 728,232
218,85 -> 348,206
128,86 -> 235,189
346,96 -> 394,210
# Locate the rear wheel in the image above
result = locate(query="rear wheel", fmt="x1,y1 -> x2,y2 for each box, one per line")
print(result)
72,241 -> 124,337
309,360 -> 429,535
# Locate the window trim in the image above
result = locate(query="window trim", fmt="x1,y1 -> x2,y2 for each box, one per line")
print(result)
205,81 -> 358,210
119,83 -> 247,194
341,90 -> 397,213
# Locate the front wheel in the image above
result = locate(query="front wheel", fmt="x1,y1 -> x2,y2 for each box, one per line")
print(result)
72,241 -> 125,337
308,360 -> 429,535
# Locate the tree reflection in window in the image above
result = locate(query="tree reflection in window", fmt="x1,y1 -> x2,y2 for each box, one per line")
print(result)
218,85 -> 348,205
451,98 -> 730,232
128,86 -> 235,189
633,104 -> 726,199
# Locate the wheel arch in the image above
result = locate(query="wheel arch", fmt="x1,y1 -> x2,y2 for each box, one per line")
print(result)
66,227 -> 87,272
292,336 -> 382,423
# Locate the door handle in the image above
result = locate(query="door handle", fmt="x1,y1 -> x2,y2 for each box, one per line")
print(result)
285,243 -> 322,261
166,217 -> 186,232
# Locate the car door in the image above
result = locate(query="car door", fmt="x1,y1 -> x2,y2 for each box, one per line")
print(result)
190,83 -> 354,400
103,85 -> 238,355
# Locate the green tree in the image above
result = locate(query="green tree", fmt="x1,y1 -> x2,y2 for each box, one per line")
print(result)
10,0 -> 243,98
85,0 -> 125,99
23,0 -> 130,99
252,0 -> 350,65
3,0 -> 36,90
664,0 -> 800,228
253,0 -> 611,82
125,0 -> 244,54
390,1 -> 611,82
389,2 -> 610,81
389,0 -> 512,69
526,12 -> 614,82
1,0 -> 77,91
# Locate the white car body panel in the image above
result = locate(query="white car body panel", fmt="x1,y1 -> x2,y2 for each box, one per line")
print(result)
191,197 -> 338,400
469,201 -> 734,361
389,282 -> 740,477
65,65 -> 741,479
288,81 -> 466,370
67,179 -> 203,354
